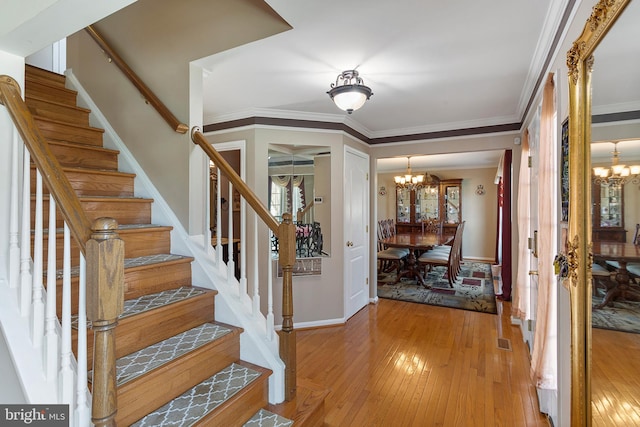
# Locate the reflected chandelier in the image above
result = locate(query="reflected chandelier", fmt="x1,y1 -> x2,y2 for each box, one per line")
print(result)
394,157 -> 426,190
593,142 -> 640,186
327,70 -> 373,114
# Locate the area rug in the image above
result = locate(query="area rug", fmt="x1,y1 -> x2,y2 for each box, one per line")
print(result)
377,262 -> 497,314
592,292 -> 640,334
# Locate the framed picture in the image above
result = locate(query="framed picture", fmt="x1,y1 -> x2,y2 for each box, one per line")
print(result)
560,117 -> 569,222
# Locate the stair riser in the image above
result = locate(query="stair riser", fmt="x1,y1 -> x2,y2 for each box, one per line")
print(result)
26,66 -> 67,88
35,228 -> 171,270
26,98 -> 90,127
76,293 -> 216,369
51,260 -> 194,316
35,118 -> 104,146
197,374 -> 269,427
47,142 -> 119,170
25,80 -> 77,106
32,198 -> 152,229
116,334 -> 240,426
31,168 -> 134,197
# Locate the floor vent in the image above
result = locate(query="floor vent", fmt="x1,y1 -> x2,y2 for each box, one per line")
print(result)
497,337 -> 512,351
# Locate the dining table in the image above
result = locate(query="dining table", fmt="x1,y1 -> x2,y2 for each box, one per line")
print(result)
592,241 -> 640,309
380,232 -> 453,287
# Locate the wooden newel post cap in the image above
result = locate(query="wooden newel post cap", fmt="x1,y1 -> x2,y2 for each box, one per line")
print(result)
279,213 -> 296,266
87,217 -> 125,322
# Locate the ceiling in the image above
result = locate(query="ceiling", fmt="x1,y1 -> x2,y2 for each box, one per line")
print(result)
197,0 -> 564,141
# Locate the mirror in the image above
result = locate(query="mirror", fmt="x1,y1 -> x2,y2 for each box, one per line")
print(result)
268,144 -> 331,257
567,0 -> 634,424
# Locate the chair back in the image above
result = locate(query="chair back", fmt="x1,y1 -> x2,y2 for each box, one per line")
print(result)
634,223 -> 640,245
422,219 -> 443,234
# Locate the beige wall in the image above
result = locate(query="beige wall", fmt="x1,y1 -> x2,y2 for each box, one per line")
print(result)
66,0 -> 290,229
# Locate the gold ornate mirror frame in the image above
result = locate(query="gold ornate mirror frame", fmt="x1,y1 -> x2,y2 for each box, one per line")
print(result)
567,0 -> 630,425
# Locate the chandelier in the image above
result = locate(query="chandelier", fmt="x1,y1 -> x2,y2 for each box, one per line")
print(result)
327,70 -> 373,114
593,141 -> 640,186
394,157 -> 426,190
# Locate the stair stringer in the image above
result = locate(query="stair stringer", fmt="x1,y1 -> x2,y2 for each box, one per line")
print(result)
65,70 -> 286,404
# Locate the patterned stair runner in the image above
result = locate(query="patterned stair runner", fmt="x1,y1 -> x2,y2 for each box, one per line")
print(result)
131,363 -> 262,426
243,409 -> 294,427
87,323 -> 233,385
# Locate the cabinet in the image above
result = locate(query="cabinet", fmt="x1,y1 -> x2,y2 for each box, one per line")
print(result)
395,177 -> 462,237
592,182 -> 626,242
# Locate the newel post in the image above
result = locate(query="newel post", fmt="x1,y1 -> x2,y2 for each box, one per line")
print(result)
86,218 -> 124,427
278,213 -> 297,400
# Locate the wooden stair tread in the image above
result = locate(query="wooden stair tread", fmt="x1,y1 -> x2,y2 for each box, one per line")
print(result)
25,64 -> 67,86
267,378 -> 329,427
244,409 -> 294,427
50,252 -> 189,278
47,139 -> 119,155
87,322 -> 239,386
130,362 -> 271,427
31,163 -> 136,178
26,94 -> 91,113
33,115 -> 105,134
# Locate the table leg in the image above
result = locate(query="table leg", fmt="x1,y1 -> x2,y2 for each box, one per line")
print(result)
397,250 -> 429,288
595,260 -> 640,308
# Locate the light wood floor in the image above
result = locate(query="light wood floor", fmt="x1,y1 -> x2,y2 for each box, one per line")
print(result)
296,298 -> 549,426
592,327 -> 640,426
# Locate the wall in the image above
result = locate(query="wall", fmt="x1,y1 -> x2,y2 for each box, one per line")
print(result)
65,0 -> 290,230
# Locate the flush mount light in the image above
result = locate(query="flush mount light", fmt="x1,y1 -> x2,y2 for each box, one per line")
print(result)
327,70 -> 373,114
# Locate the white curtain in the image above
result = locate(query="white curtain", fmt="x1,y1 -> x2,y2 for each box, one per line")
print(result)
513,131 -> 532,320
530,73 -> 558,390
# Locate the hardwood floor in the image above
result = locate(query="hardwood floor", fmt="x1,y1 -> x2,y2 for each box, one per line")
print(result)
296,298 -> 549,426
592,328 -> 640,426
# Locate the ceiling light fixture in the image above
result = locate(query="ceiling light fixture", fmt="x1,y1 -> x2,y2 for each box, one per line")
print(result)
394,157 -> 428,190
327,70 -> 373,114
593,141 -> 640,187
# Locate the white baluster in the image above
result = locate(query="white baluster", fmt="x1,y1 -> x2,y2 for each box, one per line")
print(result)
9,128 -> 20,289
252,216 -> 261,317
31,171 -> 45,347
266,230 -> 274,340
75,255 -> 88,426
20,147 -> 32,315
227,181 -> 235,282
239,194 -> 247,297
59,224 -> 75,413
216,167 -> 223,270
44,196 -> 58,381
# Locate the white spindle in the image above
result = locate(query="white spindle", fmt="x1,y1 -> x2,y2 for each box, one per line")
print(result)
9,128 -> 20,289
75,255 -> 88,426
59,224 -> 74,411
216,167 -> 223,270
44,196 -> 58,381
20,147 -> 32,315
252,215 -> 261,317
239,195 -> 247,297
227,181 -> 235,281
31,171 -> 45,347
266,228 -> 274,340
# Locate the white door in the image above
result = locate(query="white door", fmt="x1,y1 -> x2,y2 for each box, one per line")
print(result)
344,147 -> 369,319
527,119 -> 540,350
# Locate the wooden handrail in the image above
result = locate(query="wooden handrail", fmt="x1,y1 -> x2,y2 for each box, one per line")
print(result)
0,75 -> 92,252
1,74 -> 124,425
191,126 -> 297,400
296,200 -> 314,222
84,25 -> 188,134
191,128 -> 280,233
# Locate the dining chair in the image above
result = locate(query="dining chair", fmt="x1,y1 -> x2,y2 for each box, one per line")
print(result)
417,221 -> 464,287
422,219 -> 443,235
377,219 -> 409,276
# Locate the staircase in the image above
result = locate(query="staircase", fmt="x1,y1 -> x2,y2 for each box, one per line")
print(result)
24,64 -> 293,426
